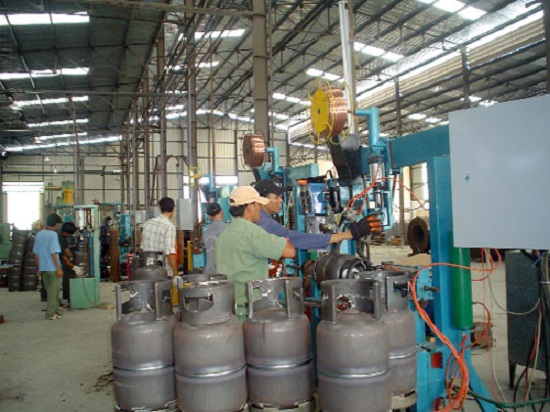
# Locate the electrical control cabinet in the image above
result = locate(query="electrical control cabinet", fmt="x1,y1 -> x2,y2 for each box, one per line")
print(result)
450,94 -> 550,249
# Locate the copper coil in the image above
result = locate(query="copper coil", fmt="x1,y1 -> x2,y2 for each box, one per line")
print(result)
326,87 -> 349,138
311,87 -> 348,138
242,133 -> 266,168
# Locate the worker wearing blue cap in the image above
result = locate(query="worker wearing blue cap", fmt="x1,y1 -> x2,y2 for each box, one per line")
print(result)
253,179 -> 378,250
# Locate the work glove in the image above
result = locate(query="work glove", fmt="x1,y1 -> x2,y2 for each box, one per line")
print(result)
73,266 -> 84,277
350,214 -> 383,240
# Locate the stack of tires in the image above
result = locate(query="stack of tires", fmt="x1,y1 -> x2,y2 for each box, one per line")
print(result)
7,232 -> 27,292
21,234 -> 38,291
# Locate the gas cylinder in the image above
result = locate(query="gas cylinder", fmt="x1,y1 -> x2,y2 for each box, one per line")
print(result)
174,280 -> 247,412
355,268 -> 417,408
317,279 -> 391,412
134,264 -> 168,282
244,277 -> 314,411
111,280 -> 177,411
312,253 -> 369,284
139,251 -> 165,267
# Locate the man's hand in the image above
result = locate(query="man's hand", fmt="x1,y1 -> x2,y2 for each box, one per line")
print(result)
350,214 -> 383,240
73,266 -> 84,277
56,268 -> 64,278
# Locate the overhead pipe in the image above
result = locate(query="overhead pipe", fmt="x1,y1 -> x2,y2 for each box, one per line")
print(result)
355,107 -> 380,149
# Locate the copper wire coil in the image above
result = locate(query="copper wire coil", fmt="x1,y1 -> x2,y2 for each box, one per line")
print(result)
242,133 -> 266,167
325,87 -> 348,138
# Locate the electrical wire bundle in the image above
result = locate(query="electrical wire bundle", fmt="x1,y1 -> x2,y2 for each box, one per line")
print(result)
510,251 -> 550,412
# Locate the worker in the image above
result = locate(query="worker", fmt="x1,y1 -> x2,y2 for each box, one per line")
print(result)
215,186 -> 295,319
253,179 -> 381,249
203,202 -> 227,274
33,213 -> 64,320
58,222 -> 84,308
141,197 -> 178,277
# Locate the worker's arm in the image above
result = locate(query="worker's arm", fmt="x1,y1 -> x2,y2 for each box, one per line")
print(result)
51,253 -> 63,277
329,231 -> 353,243
166,253 -> 178,276
280,241 -> 296,259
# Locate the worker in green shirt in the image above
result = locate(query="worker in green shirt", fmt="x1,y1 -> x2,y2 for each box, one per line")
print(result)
215,186 -> 296,319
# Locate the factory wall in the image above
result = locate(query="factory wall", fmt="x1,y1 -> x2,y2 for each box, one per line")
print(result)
1,119 -> 289,218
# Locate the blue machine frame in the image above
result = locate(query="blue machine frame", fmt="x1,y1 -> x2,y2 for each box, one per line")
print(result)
391,125 -> 495,412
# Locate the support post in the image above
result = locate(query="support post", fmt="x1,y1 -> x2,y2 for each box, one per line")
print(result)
252,0 -> 270,144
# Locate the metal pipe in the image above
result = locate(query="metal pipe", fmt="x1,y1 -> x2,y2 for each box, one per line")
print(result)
186,0 -> 199,235
355,108 -> 380,148
460,45 -> 471,109
132,105 -> 139,211
157,30 -> 168,199
395,78 -> 406,245
252,0 -> 270,145
143,74 -> 151,217
339,0 -> 357,135
125,133 -> 131,212
68,96 -> 81,204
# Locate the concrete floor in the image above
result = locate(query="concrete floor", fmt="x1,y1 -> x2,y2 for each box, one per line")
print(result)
0,245 -> 546,411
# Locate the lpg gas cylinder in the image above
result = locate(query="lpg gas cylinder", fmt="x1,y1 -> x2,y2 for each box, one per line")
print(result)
244,277 -> 314,411
174,280 -> 247,412
111,280 -> 177,411
355,268 -> 417,409
317,279 -> 391,412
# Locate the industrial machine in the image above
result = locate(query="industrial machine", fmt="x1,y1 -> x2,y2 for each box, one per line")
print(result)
238,82 -> 497,411
70,205 -> 100,309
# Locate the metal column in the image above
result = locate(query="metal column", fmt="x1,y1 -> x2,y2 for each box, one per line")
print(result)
186,0 -> 199,234
158,31 -> 168,198
460,46 -> 471,109
252,0 -> 270,144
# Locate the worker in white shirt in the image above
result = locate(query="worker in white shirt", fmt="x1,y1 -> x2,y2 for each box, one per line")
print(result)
141,197 -> 178,277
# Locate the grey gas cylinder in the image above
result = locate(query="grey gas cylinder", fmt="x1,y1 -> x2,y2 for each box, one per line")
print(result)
317,279 -> 391,412
174,280 -> 247,412
355,268 -> 417,408
244,277 -> 314,411
133,264 -> 168,282
111,280 -> 177,411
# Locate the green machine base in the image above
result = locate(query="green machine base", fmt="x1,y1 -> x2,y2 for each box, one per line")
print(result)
70,277 -> 100,309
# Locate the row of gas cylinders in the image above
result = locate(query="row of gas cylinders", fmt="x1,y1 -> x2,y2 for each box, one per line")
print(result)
111,263 -> 417,412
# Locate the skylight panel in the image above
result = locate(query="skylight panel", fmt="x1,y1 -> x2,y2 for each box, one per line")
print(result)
14,96 -> 88,108
28,119 -> 88,128
0,13 -> 89,26
195,29 -> 245,41
382,52 -> 404,62
61,68 -> 89,75
0,68 -> 89,81
197,61 -> 220,68
36,132 -> 88,141
305,68 -> 341,82
459,6 -> 486,20
286,97 -> 302,104
425,117 -> 441,124
354,43 -> 385,57
433,0 -> 465,13
408,113 -> 427,120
